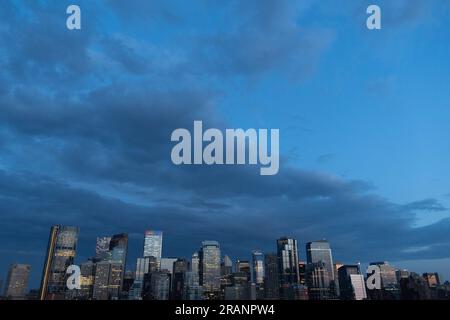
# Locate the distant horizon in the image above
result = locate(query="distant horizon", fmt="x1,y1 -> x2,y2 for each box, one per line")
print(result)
1,225 -> 448,291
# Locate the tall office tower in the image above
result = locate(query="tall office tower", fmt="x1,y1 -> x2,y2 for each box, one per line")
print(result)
306,240 -> 335,281
264,253 -> 280,300
252,250 -> 265,299
199,241 -> 221,299
4,264 -> 30,300
277,237 -> 300,299
0,279 -> 3,297
236,260 -> 251,282
78,260 -> 95,300
423,273 -> 440,288
338,264 -> 363,300
252,250 -> 264,284
306,262 -> 331,300
108,233 -> 128,298
143,230 -> 163,263
172,258 -> 189,300
40,225 -> 79,300
191,252 -> 200,274
109,233 -> 128,267
306,240 -> 336,298
95,236 -> 112,261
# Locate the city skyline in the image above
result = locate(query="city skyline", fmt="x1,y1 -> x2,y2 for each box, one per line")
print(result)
1,224 -> 448,295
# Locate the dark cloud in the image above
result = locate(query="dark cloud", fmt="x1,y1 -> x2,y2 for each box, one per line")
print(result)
403,199 -> 448,212
192,0 -> 333,79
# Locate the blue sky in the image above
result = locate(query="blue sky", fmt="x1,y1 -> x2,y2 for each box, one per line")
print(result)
0,0 -> 450,288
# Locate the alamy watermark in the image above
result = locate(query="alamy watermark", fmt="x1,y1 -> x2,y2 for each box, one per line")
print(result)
170,121 -> 279,176
65,4 -> 381,31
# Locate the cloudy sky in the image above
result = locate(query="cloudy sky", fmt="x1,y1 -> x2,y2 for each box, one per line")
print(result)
1,0 -> 450,288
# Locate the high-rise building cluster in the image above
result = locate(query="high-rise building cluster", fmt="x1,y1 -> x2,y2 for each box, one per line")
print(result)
1,225 -> 450,301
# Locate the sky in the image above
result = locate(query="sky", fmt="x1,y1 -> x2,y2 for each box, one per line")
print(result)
0,0 -> 450,289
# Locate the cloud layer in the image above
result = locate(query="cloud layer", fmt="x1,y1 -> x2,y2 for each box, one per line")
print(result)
0,0 -> 449,286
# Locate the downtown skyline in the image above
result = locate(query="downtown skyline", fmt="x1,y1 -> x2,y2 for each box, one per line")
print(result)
1,224 -> 448,296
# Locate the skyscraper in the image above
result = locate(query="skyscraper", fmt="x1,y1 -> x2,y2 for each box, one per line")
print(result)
143,230 -> 163,263
199,240 -> 221,299
306,240 -> 335,281
277,237 -> 300,299
39,225 -> 79,300
264,253 -> 279,300
108,233 -> 128,297
4,264 -> 30,300
252,251 -> 265,284
95,236 -> 112,261
252,250 -> 265,299
184,252 -> 202,300
306,240 -> 336,298
172,258 -> 189,300
109,233 -> 128,268
191,251 -> 200,274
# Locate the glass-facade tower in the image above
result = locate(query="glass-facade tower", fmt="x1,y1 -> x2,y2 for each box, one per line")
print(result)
306,240 -> 335,281
277,237 -> 300,299
39,225 -> 79,300
143,230 -> 163,263
199,240 -> 221,298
